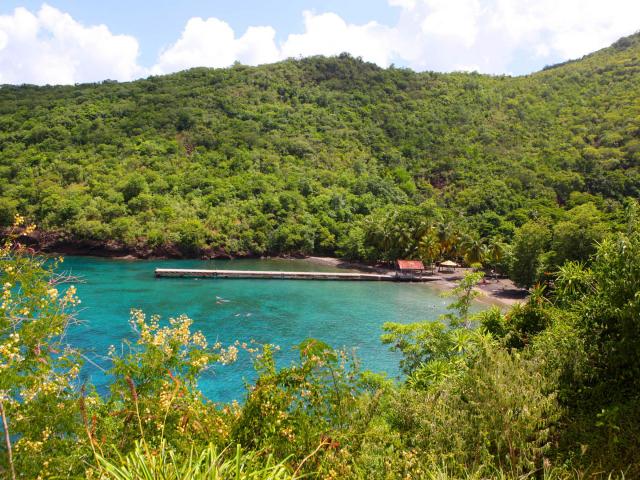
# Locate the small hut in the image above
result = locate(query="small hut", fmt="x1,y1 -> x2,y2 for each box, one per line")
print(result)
396,260 -> 425,280
438,260 -> 459,273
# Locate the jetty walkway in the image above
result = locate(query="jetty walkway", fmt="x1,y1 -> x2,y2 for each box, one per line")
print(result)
155,268 -> 435,282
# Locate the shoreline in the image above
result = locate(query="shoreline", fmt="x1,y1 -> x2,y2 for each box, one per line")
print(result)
304,256 -> 527,309
14,231 -> 527,309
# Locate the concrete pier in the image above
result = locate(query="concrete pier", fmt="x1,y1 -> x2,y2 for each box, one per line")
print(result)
155,268 -> 439,282
155,268 -> 397,281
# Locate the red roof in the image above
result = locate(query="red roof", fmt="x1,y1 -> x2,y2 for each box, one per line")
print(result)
396,260 -> 425,270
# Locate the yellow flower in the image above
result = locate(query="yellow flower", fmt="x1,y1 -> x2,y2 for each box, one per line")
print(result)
219,346 -> 238,365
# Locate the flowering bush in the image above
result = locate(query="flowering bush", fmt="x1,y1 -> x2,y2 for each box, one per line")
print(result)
92,309 -> 239,455
0,215 -> 85,478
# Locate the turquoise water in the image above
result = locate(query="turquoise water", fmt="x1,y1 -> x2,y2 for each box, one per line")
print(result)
62,257 -> 454,403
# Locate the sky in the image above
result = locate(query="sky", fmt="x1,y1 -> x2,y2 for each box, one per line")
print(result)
0,0 -> 638,85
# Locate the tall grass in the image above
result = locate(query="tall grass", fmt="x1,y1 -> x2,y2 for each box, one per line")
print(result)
422,464 -> 627,480
94,441 -> 299,480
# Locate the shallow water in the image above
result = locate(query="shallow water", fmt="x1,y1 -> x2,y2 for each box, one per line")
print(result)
61,257 -> 456,402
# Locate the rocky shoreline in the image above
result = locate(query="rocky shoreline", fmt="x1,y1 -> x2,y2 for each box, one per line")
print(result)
9,229 -> 255,260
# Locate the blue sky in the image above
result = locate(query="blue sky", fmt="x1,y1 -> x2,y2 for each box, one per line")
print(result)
0,1 -> 638,84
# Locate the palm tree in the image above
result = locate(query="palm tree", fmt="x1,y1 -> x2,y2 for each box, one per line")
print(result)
403,220 -> 429,258
363,215 -> 394,263
418,229 -> 441,271
461,235 -> 487,267
486,236 -> 507,274
378,219 -> 395,260
390,221 -> 413,259
437,222 -> 460,260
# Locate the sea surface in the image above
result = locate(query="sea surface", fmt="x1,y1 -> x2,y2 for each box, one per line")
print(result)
61,257 -> 458,403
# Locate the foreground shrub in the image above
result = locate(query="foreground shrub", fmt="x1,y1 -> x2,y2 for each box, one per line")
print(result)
0,216 -> 86,478
86,309 -> 239,457
386,345 -> 560,476
546,213 -> 640,476
381,272 -> 490,389
232,339 -> 361,470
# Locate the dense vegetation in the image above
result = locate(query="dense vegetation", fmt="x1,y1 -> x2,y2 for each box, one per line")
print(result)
1,34 -> 640,282
1,32 -> 640,478
1,205 -> 640,478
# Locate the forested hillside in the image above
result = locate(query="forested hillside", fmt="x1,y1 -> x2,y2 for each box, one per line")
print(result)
0,33 -> 639,267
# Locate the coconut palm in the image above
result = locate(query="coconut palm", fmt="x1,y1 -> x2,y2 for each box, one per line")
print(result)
436,222 -> 460,259
486,236 -> 508,273
461,235 -> 488,267
418,229 -> 441,270
404,220 -> 436,259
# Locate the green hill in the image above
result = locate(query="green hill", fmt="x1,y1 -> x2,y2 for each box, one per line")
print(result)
1,33 -> 639,262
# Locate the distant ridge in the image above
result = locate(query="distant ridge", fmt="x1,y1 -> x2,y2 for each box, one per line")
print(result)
541,31 -> 640,72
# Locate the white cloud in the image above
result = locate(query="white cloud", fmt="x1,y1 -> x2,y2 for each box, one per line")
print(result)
388,0 -> 417,9
0,4 -> 143,85
280,11 -> 395,66
152,18 -> 279,74
153,11 -> 396,73
391,0 -> 640,73
0,29 -> 8,51
418,0 -> 481,47
237,26 -> 281,65
455,64 -> 481,72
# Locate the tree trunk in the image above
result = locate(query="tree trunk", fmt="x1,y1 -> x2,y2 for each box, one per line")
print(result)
0,399 -> 16,480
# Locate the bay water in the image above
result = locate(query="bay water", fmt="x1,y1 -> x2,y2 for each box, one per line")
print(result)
61,257 -> 455,402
